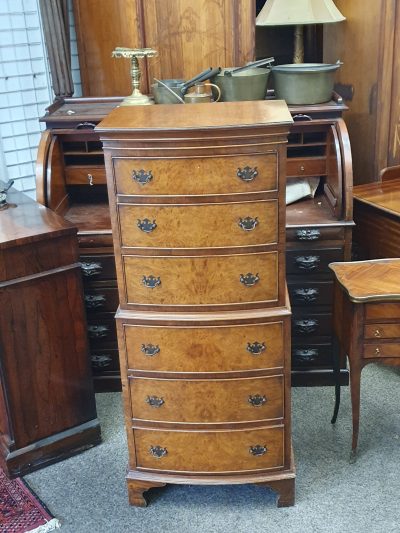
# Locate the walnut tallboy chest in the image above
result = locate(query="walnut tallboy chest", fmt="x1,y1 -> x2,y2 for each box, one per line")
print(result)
97,100 -> 295,506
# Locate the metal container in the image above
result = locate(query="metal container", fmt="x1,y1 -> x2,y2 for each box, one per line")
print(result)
210,68 -> 270,102
272,63 -> 341,105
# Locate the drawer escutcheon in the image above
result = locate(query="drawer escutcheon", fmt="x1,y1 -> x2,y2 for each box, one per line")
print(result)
145,396 -> 165,408
237,166 -> 258,182
294,319 -> 319,334
246,341 -> 266,356
149,445 -> 168,458
88,325 -> 110,339
137,218 -> 157,233
142,275 -> 161,289
249,444 -> 268,456
248,394 -> 267,407
80,261 -> 103,277
295,255 -> 320,271
85,294 -> 106,310
295,229 -> 321,241
239,272 -> 260,287
132,169 -> 153,185
238,216 -> 259,231
293,287 -> 319,303
141,344 -> 160,357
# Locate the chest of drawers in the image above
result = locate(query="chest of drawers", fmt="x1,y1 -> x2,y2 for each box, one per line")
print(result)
97,100 -> 295,507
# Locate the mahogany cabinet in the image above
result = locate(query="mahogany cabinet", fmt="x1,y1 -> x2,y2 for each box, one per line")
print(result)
324,0 -> 400,185
73,0 -> 255,97
0,186 -> 100,477
35,97 -> 353,389
96,100 -> 295,506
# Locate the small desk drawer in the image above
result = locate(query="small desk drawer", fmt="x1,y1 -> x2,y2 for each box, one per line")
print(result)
286,248 -> 342,275
363,343 -> 400,359
65,166 -> 106,185
364,324 -> 400,340
292,313 -> 331,337
292,343 -> 332,368
118,200 -> 278,249
84,287 -> 119,313
134,426 -> 284,472
286,157 -> 326,178
87,316 -> 117,345
80,255 -> 116,281
130,375 -> 284,423
286,226 -> 345,243
123,321 -> 284,373
365,303 -> 400,320
123,252 -> 279,307
113,153 -> 278,196
288,281 -> 333,307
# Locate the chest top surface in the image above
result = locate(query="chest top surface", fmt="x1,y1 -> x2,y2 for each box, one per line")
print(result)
96,100 -> 293,134
353,178 -> 400,217
329,259 -> 400,302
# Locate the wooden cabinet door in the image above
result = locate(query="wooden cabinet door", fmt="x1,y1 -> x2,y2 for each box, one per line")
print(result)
73,0 -> 255,97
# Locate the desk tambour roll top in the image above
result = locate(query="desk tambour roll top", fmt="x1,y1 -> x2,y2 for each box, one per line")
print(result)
97,101 -> 295,507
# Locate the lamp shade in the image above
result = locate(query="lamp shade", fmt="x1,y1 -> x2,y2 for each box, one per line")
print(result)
256,0 -> 345,26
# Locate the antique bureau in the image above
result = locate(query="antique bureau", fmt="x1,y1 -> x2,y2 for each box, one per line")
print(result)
35,97 -> 352,390
96,100 -> 295,506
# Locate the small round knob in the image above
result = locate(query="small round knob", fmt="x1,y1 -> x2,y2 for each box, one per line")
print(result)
375,347 -> 381,355
374,329 -> 381,338
300,165 -> 305,172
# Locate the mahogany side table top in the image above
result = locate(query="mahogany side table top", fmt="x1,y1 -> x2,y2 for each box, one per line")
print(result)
329,259 -> 400,461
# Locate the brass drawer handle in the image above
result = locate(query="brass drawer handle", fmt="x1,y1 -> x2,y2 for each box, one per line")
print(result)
240,272 -> 260,287
248,394 -> 267,407
137,218 -> 157,233
246,341 -> 266,356
91,354 -> 112,370
88,324 -> 110,339
87,173 -> 94,186
238,216 -> 259,231
141,344 -> 160,357
294,318 -> 319,335
80,261 -> 103,277
374,329 -> 382,338
132,169 -> 153,185
145,396 -> 165,408
249,444 -> 267,456
84,294 -> 106,310
237,166 -> 258,182
293,348 -> 318,363
295,229 -> 321,241
294,255 -> 320,271
142,275 -> 161,289
375,347 -> 381,355
149,445 -> 168,458
293,287 -> 319,303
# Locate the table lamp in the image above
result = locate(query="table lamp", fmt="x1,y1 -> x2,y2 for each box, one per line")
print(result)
256,0 -> 345,63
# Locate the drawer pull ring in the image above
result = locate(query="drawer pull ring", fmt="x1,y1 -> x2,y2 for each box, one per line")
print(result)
293,348 -> 318,363
237,166 -> 258,182
240,273 -> 260,287
141,344 -> 160,357
146,396 -> 165,408
294,319 -> 319,334
142,275 -> 161,289
137,218 -> 157,233
248,394 -> 267,407
247,341 -> 266,356
295,255 -> 320,271
293,287 -> 319,303
238,216 -> 259,231
91,354 -> 112,370
149,445 -> 168,458
374,329 -> 381,338
132,169 -> 153,185
375,347 -> 381,355
88,325 -> 110,339
80,261 -> 103,277
85,294 -> 106,310
295,229 -> 321,241
87,173 -> 94,186
249,444 -> 268,456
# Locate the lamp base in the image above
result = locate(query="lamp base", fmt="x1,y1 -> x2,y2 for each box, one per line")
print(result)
121,90 -> 154,106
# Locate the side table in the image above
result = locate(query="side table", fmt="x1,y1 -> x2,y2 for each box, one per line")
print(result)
329,259 -> 400,461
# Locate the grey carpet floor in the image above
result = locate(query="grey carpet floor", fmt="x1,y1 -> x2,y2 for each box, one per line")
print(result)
25,364 -> 399,533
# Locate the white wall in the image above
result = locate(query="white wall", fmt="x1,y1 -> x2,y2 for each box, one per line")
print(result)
0,0 -> 81,199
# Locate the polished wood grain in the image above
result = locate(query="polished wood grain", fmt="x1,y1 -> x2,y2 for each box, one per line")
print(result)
73,0 -> 255,97
365,303 -> 400,320
363,343 -> 400,359
122,252 -> 279,307
118,200 -> 278,249
364,324 -> 400,339
286,157 -> 326,178
123,321 -> 284,373
113,153 -> 278,196
46,135 -> 67,213
134,426 -> 284,473
65,165 -> 106,185
329,259 -> 400,302
35,130 -> 52,205
353,177 -> 400,217
96,100 -> 293,133
0,186 -> 100,477
130,375 -> 283,423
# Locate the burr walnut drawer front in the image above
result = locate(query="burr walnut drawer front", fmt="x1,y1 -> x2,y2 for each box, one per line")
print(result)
123,322 -> 284,373
134,426 -> 284,473
364,324 -> 400,340
113,153 -> 278,196
130,375 -> 284,423
365,303 -> 400,320
363,343 -> 400,359
64,165 -> 106,185
122,252 -> 279,307
118,200 -> 278,249
80,255 -> 116,281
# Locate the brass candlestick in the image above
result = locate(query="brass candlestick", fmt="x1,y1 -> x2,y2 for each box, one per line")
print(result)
112,47 -> 157,106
